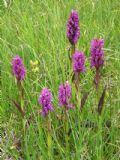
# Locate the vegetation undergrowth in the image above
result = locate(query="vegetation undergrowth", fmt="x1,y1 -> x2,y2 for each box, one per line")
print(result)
0,0 -> 120,159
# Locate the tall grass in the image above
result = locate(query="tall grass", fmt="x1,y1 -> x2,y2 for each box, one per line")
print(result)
1,0 -> 120,159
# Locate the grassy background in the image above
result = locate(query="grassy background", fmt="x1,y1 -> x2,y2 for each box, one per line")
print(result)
0,0 -> 120,159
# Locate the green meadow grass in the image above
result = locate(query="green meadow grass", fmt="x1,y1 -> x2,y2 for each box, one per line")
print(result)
0,0 -> 120,159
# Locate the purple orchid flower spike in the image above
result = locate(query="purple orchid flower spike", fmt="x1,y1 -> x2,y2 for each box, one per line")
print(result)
90,39 -> 104,88
73,51 -> 86,73
72,51 -> 86,90
12,55 -> 26,81
67,10 -> 80,45
39,88 -> 53,116
58,81 -> 73,110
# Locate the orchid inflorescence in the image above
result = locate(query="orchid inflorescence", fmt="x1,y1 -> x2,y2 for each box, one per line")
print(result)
11,9 -> 105,117
12,55 -> 26,82
66,10 -> 80,45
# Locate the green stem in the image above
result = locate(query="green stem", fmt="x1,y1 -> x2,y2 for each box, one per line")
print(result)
64,108 -> 69,159
71,44 -> 75,66
17,81 -> 26,158
97,116 -> 103,159
94,69 -> 100,114
94,68 -> 100,91
47,116 -> 52,159
19,82 -> 24,112
21,95 -> 26,134
71,44 -> 75,55
77,77 -> 81,134
75,73 -> 81,109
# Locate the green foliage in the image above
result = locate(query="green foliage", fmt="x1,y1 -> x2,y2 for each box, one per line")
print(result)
1,0 -> 120,159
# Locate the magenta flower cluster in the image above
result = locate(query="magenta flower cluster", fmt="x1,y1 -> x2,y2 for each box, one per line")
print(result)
66,10 -> 80,45
90,39 -> 104,70
11,9 -> 105,118
38,88 -> 53,116
38,81 -> 72,117
73,51 -> 86,73
12,55 -> 26,81
58,81 -> 72,108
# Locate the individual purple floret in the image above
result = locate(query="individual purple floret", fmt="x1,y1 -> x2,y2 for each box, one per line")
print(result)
73,51 -> 86,73
58,81 -> 72,109
66,10 -> 80,45
90,39 -> 104,70
12,55 -> 26,81
39,88 -> 53,116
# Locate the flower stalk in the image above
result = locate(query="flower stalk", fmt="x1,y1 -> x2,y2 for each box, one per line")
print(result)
46,116 -> 52,158
38,88 -> 53,158
11,55 -> 26,119
90,38 -> 104,110
72,51 -> 86,108
58,81 -> 73,157
71,44 -> 75,59
90,39 -> 104,90
94,68 -> 100,90
64,108 -> 69,158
